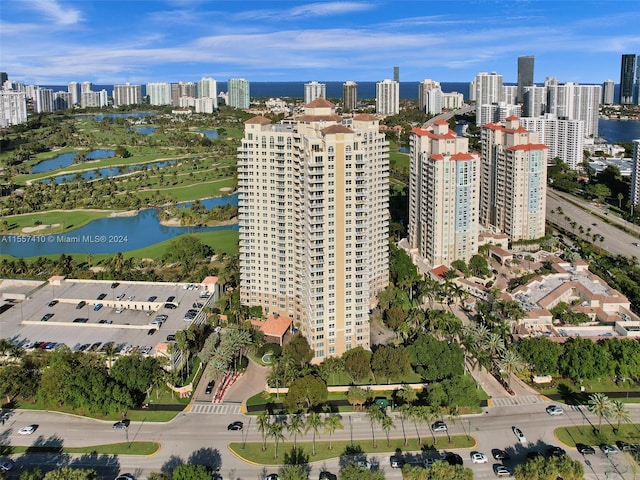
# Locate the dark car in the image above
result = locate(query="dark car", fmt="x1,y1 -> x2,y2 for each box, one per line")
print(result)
205,381 -> 215,395
164,303 -> 177,309
390,455 -> 404,468
48,300 -> 58,307
547,446 -> 566,457
76,300 -> 86,309
147,328 -> 157,336
443,453 -> 463,466
112,419 -> 131,429
111,282 -> 120,289
319,472 -> 337,480
40,313 -> 54,322
616,440 -> 634,452
166,296 -> 175,302
492,449 -> 510,460
227,421 -> 243,431
577,444 -> 596,455
97,293 -> 107,300
148,296 -> 157,302
166,334 -> 176,342
73,317 -> 88,323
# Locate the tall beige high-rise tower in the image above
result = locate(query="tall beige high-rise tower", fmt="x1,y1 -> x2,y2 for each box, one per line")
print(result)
408,120 -> 481,266
238,99 -> 389,360
480,117 -> 548,242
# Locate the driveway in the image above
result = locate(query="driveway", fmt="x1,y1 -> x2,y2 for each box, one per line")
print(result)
222,358 -> 269,406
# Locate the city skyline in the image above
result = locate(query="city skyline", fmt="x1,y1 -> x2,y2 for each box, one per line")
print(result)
2,1 -> 640,86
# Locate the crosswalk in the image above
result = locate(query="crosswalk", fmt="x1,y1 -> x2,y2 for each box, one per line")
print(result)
189,403 -> 242,415
490,395 -> 547,407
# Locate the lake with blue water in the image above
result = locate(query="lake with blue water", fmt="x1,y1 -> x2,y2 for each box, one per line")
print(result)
48,160 -> 177,184
198,129 -> 218,139
1,194 -> 239,257
32,149 -> 115,174
134,127 -> 156,135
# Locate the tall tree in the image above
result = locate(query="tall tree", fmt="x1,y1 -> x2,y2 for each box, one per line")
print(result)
305,412 -> 322,456
256,410 -> 270,451
268,421 -> 286,459
285,414 -> 305,450
323,413 -> 344,450
587,392 -> 613,431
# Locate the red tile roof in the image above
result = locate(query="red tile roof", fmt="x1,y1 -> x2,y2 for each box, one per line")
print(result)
306,97 -> 335,108
245,116 -> 272,125
322,125 -> 354,134
250,314 -> 293,338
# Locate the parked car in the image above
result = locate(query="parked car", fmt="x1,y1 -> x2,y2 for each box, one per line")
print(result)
227,421 -> 243,431
147,329 -> 157,336
166,296 -> 175,302
115,306 -> 125,314
264,475 -> 279,480
390,455 -> 404,468
492,449 -> 509,460
205,381 -> 215,395
97,293 -> 107,300
577,444 -> 596,455
111,282 -> 120,289
48,300 -> 58,307
114,475 -> 135,480
318,472 -> 337,480
116,293 -> 125,300
443,453 -> 463,466
432,421 -> 448,432
546,405 -> 564,416
94,303 -> 103,311
112,419 -> 131,429
600,444 -> 619,454
547,446 -> 566,457
493,464 -> 511,477
512,426 -> 526,443
0,460 -> 14,472
166,334 -> 176,342
40,313 -> 54,322
471,452 -> 488,464
148,296 -> 157,302
164,303 -> 177,309
76,301 -> 86,309
616,440 -> 634,451
73,318 -> 88,323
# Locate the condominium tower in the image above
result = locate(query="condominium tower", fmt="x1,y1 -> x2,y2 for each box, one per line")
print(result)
238,99 -> 389,360
227,78 -> 250,109
480,117 -> 548,241
342,81 -> 358,111
304,81 -> 326,104
418,79 -> 442,115
0,91 -> 27,127
408,120 -> 481,267
113,83 -> 142,107
147,82 -> 172,106
376,79 -> 399,115
620,54 -> 636,105
631,139 -> 640,208
68,82 -> 81,106
517,56 -> 535,104
602,79 -> 615,105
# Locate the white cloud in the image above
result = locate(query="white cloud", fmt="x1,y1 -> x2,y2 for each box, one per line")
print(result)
27,0 -> 83,25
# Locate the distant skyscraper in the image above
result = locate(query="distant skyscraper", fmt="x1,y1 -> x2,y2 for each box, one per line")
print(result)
620,54 -> 636,105
34,87 -> 55,113
522,86 -> 547,117
342,80 -> 358,111
631,139 -> 640,207
113,83 -> 142,107
0,72 -> 7,85
408,120 -> 480,267
393,66 -> 399,83
471,71 -> 504,125
227,78 -> 250,109
545,80 -> 601,137
147,82 -> 172,106
418,79 -> 442,115
602,79 -> 615,105
197,77 -> 217,108
304,81 -> 326,104
81,81 -> 93,94
376,79 -> 399,115
517,56 -> 535,104
54,91 -> 72,110
480,117 -> 548,242
68,82 -> 81,107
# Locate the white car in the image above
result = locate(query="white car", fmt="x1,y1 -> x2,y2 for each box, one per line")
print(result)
18,425 -> 36,435
546,405 -> 564,416
494,465 -> 511,477
115,475 -> 135,480
432,421 -> 448,432
115,306 -> 125,314
512,426 -> 526,443
471,452 -> 488,464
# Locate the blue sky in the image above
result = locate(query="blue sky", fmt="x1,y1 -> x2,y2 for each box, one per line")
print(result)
2,0 -> 640,86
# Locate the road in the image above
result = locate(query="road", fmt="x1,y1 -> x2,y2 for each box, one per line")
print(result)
546,189 -> 640,259
3,401 -> 639,480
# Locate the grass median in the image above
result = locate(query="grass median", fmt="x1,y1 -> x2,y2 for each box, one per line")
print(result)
555,423 -> 640,447
229,435 -> 476,465
6,442 -> 160,456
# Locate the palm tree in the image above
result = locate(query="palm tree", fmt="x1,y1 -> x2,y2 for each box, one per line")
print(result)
102,342 -> 117,369
499,350 -> 526,388
405,405 -> 422,446
587,393 -> 613,432
424,405 -> 440,445
323,413 -> 344,450
380,413 -> 396,447
610,400 -> 631,431
257,410 -> 270,451
286,414 -> 305,450
366,406 -> 383,448
268,421 -> 285,459
305,412 -> 322,456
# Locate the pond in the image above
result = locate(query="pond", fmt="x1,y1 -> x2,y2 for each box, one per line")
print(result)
178,193 -> 238,210
76,112 -> 158,121
0,203 -> 239,257
134,127 -> 156,135
198,129 -> 219,139
45,160 -> 177,184
32,150 -> 116,174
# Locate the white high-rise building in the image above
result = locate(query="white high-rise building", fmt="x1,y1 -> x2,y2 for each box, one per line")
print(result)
408,120 -> 481,267
376,79 -> 399,115
441,92 -> 464,110
34,87 -> 55,113
227,78 -> 250,109
603,79 -> 615,105
343,81 -> 358,111
147,82 -> 172,106
545,79 -> 601,137
68,82 -> 81,107
54,91 -> 73,110
198,77 -> 217,98
480,117 -> 548,242
81,90 -> 108,108
418,79 -> 442,115
471,72 -> 505,125
631,139 -> 640,208
81,82 -> 93,94
520,114 -> 585,169
304,81 -> 326,104
0,91 -> 27,127
522,86 -> 547,117
478,102 -> 521,127
238,99 -> 389,360
502,85 -> 518,105
113,83 -> 142,107
195,97 -> 216,114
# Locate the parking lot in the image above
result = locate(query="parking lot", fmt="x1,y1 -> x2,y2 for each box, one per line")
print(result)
0,278 -> 218,357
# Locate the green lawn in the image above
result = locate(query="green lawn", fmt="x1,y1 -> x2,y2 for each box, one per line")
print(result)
536,379 -> 640,403
6,442 -> 159,456
555,424 -> 640,448
229,435 -> 476,465
2,210 -> 111,234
